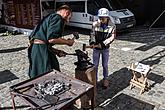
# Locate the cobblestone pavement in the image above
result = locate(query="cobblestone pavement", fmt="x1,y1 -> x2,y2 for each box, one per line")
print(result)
0,26 -> 165,110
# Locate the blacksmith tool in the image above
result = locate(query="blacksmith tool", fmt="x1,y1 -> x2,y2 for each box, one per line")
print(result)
13,84 -> 34,93
83,43 -> 101,51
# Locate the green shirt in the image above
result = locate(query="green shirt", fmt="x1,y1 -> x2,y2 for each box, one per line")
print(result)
28,13 -> 65,78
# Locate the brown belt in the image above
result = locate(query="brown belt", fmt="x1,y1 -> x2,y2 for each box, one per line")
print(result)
32,39 -> 46,44
28,39 -> 47,48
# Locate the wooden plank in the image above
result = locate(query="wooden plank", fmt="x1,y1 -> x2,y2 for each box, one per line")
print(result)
130,79 -> 146,88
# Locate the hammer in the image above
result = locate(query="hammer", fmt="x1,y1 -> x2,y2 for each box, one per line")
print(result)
65,52 -> 77,56
83,44 -> 101,51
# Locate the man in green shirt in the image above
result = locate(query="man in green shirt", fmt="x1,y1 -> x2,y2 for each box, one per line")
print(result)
28,5 -> 74,78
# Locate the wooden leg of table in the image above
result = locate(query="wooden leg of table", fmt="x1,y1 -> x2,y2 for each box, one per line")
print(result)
10,93 -> 16,110
130,81 -> 133,89
91,88 -> 94,110
130,73 -> 136,89
91,96 -> 94,110
140,88 -> 144,94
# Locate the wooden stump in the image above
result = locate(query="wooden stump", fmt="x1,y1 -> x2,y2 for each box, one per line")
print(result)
75,66 -> 97,108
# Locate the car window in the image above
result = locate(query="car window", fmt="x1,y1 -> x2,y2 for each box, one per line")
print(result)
56,1 -> 85,12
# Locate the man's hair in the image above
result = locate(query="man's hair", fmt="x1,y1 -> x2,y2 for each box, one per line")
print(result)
57,5 -> 72,13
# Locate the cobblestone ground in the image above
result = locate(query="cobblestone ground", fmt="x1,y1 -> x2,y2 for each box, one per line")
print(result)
0,27 -> 165,110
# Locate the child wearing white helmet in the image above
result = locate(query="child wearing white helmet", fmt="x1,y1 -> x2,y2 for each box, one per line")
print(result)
89,8 -> 116,89
98,8 -> 109,17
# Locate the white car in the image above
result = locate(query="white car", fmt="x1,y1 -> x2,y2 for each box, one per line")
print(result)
55,0 -> 136,30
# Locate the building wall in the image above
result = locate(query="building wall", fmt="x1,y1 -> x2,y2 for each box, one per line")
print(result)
147,0 -> 165,27
3,0 -> 41,29
118,0 -> 146,25
119,0 -> 165,27
0,0 -> 2,22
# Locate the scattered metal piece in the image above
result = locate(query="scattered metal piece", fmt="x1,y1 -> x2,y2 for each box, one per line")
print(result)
34,79 -> 71,98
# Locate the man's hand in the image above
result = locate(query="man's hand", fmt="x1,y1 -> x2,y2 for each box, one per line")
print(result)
66,38 -> 74,46
48,38 -> 74,46
90,44 -> 95,48
91,44 -> 102,49
51,48 -> 66,57
56,50 -> 66,57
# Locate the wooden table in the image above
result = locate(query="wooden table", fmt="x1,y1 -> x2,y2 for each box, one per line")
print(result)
10,70 -> 94,110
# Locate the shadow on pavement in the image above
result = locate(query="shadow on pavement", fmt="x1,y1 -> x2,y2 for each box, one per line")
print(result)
134,36 -> 165,51
140,48 -> 165,66
98,93 -> 155,110
117,27 -> 165,51
139,49 -> 165,87
0,70 -> 19,84
96,68 -> 132,105
148,72 -> 164,87
95,67 -> 163,109
0,47 -> 27,53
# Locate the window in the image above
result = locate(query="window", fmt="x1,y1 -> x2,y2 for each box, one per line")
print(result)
88,0 -> 113,14
107,0 -> 124,10
88,0 -> 124,12
56,1 -> 85,12
87,1 -> 99,15
42,1 -> 55,11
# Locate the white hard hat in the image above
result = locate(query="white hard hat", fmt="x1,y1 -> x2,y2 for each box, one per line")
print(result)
98,8 -> 109,17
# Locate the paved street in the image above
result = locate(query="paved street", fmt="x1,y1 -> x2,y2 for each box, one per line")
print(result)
0,26 -> 165,110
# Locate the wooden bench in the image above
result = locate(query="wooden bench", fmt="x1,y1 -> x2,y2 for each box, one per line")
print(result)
128,62 -> 152,94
